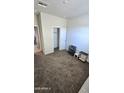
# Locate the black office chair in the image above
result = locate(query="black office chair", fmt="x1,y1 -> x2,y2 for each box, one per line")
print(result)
68,45 -> 76,56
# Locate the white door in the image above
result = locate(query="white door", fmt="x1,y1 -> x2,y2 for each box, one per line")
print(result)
59,27 -> 66,50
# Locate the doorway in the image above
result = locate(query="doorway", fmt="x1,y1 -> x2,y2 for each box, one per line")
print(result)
53,28 -> 60,51
34,26 -> 41,53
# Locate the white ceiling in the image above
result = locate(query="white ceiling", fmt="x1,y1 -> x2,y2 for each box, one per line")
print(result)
34,0 -> 89,19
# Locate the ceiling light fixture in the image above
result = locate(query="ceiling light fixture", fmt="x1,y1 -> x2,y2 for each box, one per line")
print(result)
38,1 -> 48,8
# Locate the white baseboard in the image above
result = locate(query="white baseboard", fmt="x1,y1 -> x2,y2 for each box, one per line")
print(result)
44,49 -> 54,55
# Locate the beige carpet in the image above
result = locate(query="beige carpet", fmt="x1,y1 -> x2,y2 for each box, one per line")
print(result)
34,50 -> 89,93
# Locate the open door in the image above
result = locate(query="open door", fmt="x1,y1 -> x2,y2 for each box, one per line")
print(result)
53,27 -> 66,52
59,27 -> 66,50
53,28 -> 60,51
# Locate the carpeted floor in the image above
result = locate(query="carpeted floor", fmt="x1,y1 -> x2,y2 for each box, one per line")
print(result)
34,50 -> 89,93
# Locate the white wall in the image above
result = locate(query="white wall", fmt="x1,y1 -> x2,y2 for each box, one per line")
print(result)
34,14 -> 38,26
37,14 -> 44,50
66,15 -> 89,53
40,12 -> 66,55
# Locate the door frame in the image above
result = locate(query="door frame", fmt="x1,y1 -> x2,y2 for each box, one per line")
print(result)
34,25 -> 42,52
52,26 -> 66,52
53,28 -> 60,49
53,27 -> 60,51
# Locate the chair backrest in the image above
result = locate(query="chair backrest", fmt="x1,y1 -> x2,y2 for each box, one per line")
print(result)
69,45 -> 76,51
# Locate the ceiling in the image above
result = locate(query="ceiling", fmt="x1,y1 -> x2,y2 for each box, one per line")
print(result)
34,0 -> 89,19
